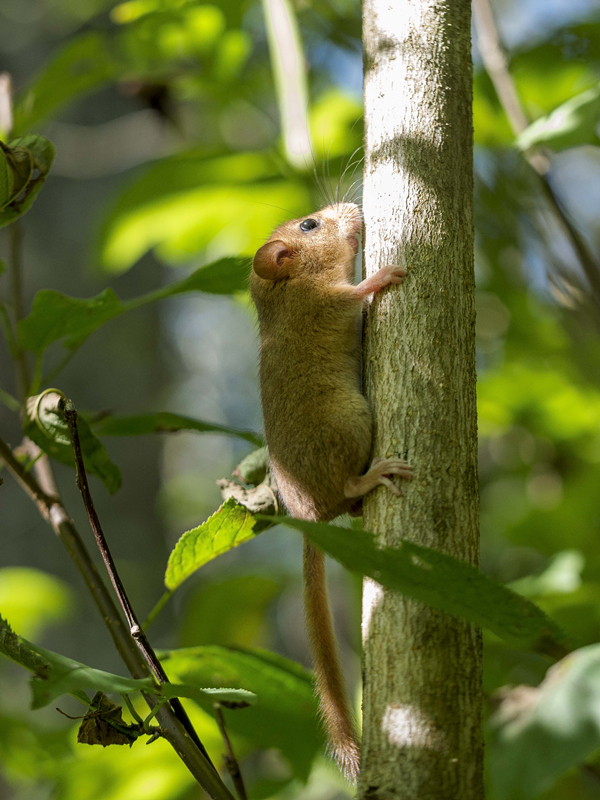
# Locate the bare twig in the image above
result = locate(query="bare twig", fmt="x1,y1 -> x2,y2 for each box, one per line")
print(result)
214,704 -> 248,800
472,0 -> 600,311
60,398 -> 215,765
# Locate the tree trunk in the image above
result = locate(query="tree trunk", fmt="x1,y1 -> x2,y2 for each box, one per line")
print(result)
360,1 -> 483,798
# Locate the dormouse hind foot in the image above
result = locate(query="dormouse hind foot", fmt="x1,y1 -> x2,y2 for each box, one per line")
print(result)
354,264 -> 407,299
344,457 -> 413,499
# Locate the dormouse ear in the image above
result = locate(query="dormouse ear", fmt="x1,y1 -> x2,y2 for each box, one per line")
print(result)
253,240 -> 293,281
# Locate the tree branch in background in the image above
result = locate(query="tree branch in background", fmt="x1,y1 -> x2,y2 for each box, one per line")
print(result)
472,0 -> 600,312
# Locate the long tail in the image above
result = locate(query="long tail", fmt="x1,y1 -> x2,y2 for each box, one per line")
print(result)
303,535 -> 360,782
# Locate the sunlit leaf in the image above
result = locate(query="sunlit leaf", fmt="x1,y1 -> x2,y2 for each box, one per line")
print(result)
93,411 -> 262,446
489,645 -> 600,800
161,645 -> 322,779
517,83 -> 600,151
272,517 -> 569,655
98,150 -> 310,272
165,499 -> 258,591
23,390 -> 122,495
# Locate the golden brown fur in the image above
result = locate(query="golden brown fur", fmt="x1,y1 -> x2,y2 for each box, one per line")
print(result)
250,203 -> 410,783
250,203 -> 370,522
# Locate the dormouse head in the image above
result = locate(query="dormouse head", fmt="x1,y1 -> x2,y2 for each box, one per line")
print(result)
253,202 -> 362,282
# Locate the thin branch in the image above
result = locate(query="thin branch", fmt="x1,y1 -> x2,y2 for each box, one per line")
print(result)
472,0 -> 600,311
60,398 -> 215,766
214,704 -> 248,800
0,435 -> 235,800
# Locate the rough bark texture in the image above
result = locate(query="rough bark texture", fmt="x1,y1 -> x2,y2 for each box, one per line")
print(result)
360,1 -> 483,798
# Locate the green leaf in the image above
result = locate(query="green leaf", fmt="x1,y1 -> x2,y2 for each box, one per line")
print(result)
12,32 -> 118,136
0,135 -> 55,228
159,256 -> 250,296
29,645 -> 153,710
0,145 -> 13,207
165,499 -> 258,592
161,645 -> 322,779
489,644 -> 600,800
517,82 -> 600,151
93,411 -> 262,447
18,257 -> 251,362
272,517 -> 569,655
23,390 -> 122,494
12,134 -> 56,174
18,288 -> 124,356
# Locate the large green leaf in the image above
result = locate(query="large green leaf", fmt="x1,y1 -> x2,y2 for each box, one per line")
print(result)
273,518 -> 568,655
18,257 -> 250,360
165,499 -> 258,592
161,645 -> 322,780
488,645 -> 600,800
93,411 -> 262,447
23,390 -> 122,495
11,33 -> 118,136
517,82 -> 600,151
98,150 -> 310,272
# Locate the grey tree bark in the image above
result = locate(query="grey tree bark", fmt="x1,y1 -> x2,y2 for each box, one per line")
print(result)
360,1 -> 483,798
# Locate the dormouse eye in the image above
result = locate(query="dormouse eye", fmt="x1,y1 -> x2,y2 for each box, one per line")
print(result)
299,218 -> 319,232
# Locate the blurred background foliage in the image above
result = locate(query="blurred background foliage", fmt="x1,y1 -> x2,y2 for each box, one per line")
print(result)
1,0 -> 600,797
